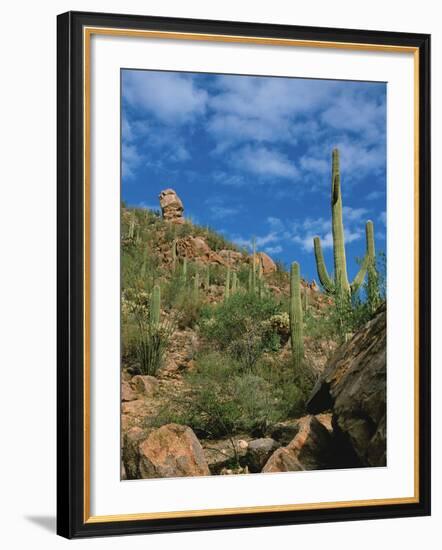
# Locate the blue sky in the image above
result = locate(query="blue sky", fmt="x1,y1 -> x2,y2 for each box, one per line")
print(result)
121,69 -> 386,283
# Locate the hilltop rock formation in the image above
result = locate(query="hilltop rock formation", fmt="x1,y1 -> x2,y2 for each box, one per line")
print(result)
159,188 -> 184,224
307,303 -> 387,467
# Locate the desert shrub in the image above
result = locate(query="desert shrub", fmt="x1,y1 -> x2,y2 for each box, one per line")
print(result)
151,351 -> 309,438
201,291 -> 281,370
122,287 -> 174,375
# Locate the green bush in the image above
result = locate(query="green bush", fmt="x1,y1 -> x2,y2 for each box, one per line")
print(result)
122,287 -> 174,375
201,291 -> 281,370
151,351 -> 310,438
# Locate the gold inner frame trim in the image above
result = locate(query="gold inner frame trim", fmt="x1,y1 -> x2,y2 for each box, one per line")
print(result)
83,26 -> 420,524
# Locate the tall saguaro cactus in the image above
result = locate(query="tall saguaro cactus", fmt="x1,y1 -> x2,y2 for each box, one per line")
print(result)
313,148 -> 373,298
251,237 -> 257,293
290,262 -> 304,367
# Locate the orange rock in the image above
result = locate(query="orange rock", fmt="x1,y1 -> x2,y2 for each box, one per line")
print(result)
139,424 -> 210,478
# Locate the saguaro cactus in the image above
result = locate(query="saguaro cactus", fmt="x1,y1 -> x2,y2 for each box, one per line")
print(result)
193,272 -> 200,297
182,257 -> 188,284
171,239 -> 177,271
251,237 -> 257,293
204,266 -> 210,290
313,148 -> 372,298
231,272 -> 238,294
150,284 -> 161,328
290,262 -> 304,367
224,263 -> 231,300
365,220 -> 380,312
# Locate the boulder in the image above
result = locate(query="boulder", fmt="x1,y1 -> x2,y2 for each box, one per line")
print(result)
257,252 -> 277,274
307,303 -> 386,467
138,424 -> 210,478
159,189 -> 184,224
218,249 -> 243,266
121,380 -> 137,402
245,438 -> 280,472
131,375 -> 158,397
122,426 -> 149,479
262,416 -> 334,473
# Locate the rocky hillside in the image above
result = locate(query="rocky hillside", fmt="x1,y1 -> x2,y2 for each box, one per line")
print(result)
120,188 -> 386,479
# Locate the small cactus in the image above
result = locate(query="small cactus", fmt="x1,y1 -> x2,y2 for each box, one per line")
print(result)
225,263 -> 231,300
182,257 -> 188,283
194,272 -> 200,297
290,262 -> 304,368
231,272 -> 238,294
128,211 -> 136,239
150,284 -> 161,328
171,239 -> 177,271
204,266 -> 210,290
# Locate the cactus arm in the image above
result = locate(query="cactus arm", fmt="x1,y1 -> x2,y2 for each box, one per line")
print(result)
313,236 -> 334,294
350,254 -> 369,294
350,220 -> 374,294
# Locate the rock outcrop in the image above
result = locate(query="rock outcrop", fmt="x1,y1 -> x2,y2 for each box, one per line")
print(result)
307,303 -> 387,467
257,252 -> 277,274
175,236 -> 227,266
262,415 -> 335,473
138,423 -> 210,478
159,189 -> 184,224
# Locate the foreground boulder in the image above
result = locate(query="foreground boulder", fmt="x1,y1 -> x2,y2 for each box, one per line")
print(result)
262,415 -> 335,473
122,426 -> 149,479
307,303 -> 386,467
246,438 -> 280,472
159,189 -> 184,224
139,424 -> 210,478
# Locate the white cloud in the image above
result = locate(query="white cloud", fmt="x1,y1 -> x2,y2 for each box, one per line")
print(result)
366,190 -> 384,200
122,143 -> 142,179
232,231 -> 280,251
265,245 -> 283,254
232,145 -> 298,180
123,71 -> 208,123
379,211 -> 386,225
321,91 -> 385,141
209,205 -> 240,219
342,206 -> 369,223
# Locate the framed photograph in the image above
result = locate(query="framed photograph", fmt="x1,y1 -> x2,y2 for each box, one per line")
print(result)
57,11 -> 431,538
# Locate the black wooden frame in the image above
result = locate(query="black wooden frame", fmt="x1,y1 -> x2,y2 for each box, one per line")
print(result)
57,11 -> 431,539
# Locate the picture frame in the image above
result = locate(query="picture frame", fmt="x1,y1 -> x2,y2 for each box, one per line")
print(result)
57,10 -> 431,539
